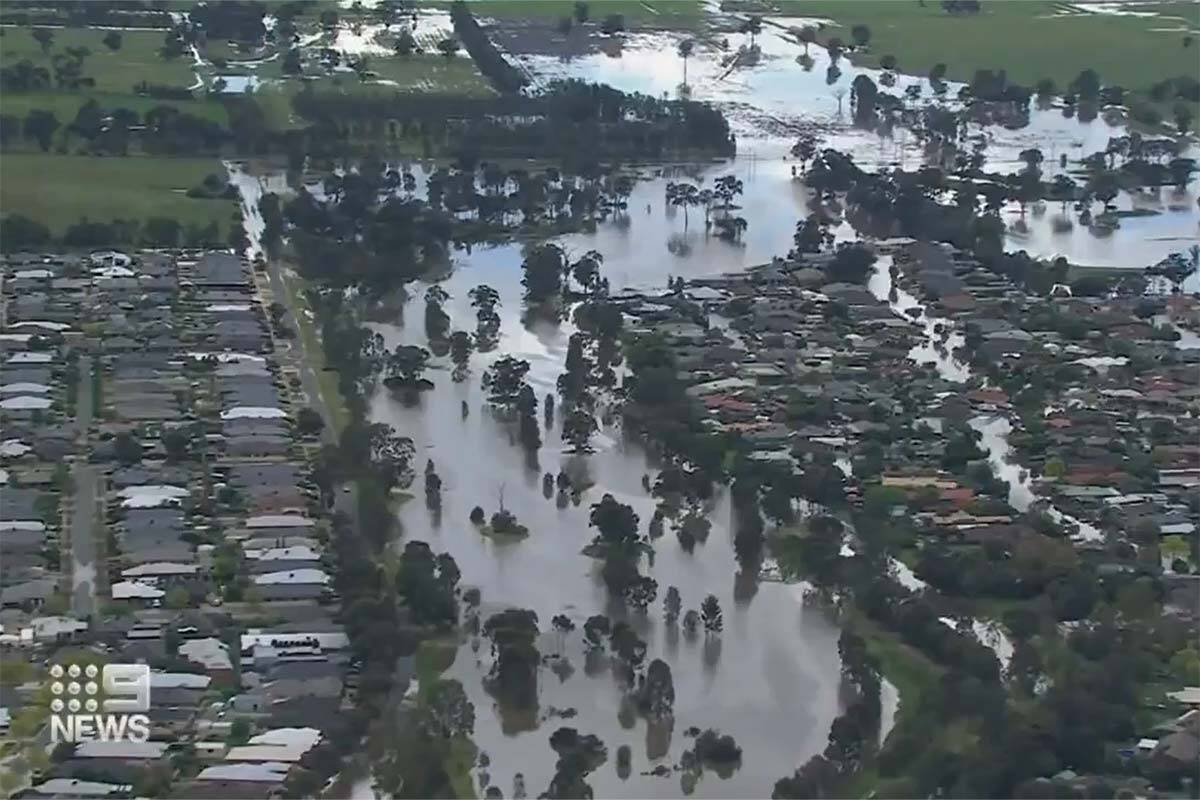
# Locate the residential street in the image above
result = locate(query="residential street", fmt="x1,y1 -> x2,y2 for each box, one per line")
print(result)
69,355 -> 98,618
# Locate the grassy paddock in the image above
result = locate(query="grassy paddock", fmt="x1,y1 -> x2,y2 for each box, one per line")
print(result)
0,153 -> 234,234
0,91 -> 229,127
0,27 -> 197,92
776,0 -> 1199,90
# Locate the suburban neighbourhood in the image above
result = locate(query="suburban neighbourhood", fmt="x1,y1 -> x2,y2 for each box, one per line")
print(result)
1,247 -> 355,798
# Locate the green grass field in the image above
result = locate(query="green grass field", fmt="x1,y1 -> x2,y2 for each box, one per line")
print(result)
0,154 -> 235,234
422,0 -> 705,24
778,0 -> 1199,91
0,27 -> 197,93
0,91 -> 229,127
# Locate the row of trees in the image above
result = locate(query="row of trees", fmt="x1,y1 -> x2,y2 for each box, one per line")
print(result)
1,102 -> 229,156
448,0 -> 528,94
0,213 -> 229,254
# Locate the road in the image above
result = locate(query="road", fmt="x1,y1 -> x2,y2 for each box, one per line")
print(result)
256,259 -> 357,528
263,261 -> 338,440
69,356 -> 99,618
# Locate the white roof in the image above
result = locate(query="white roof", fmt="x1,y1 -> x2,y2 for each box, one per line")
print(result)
0,334 -> 32,344
109,580 -> 165,600
245,514 -> 314,529
118,485 -> 190,509
186,351 -> 266,363
10,320 -> 70,332
226,728 -> 321,763
0,383 -> 51,395
91,266 -> 136,279
27,616 -> 88,640
0,396 -> 51,410
196,762 -> 289,783
179,638 -> 233,672
0,520 -> 46,532
0,439 -> 33,457
74,741 -> 169,759
1167,687 -> 1200,705
220,406 -> 287,420
28,779 -> 132,796
6,352 -> 53,364
151,672 -> 211,689
13,269 -> 53,279
1137,738 -> 1159,750
249,727 -> 321,748
240,631 -> 349,651
253,568 -> 329,586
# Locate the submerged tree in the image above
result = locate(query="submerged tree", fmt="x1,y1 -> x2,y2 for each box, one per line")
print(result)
663,586 -> 682,625
562,407 -> 599,454
701,594 -> 723,635
482,609 -> 540,711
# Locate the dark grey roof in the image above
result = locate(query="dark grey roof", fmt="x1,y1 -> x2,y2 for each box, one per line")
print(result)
193,252 -> 247,286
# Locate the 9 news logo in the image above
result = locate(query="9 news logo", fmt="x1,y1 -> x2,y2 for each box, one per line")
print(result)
48,663 -> 152,743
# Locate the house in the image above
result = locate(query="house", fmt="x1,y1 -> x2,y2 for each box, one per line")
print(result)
224,727 -> 321,763
178,638 -> 236,686
252,569 -> 329,602
181,762 -> 289,799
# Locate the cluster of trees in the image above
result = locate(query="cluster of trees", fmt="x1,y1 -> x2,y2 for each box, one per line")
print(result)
773,627 -> 884,797
395,540 -> 460,627
587,493 -> 655,601
283,169 -> 453,295
294,79 -> 735,161
482,608 -> 541,715
663,175 -> 747,241
1,101 -> 228,156
623,333 -> 728,499
801,147 -> 1158,296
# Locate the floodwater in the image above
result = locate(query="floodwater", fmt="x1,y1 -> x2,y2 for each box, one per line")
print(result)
360,162 -> 846,798
225,9 -> 1197,782
865,249 -> 1105,547
517,11 -> 1198,271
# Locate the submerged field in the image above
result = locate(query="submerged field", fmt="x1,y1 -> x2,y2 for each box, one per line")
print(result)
1,154 -> 235,235
777,0 -> 1199,90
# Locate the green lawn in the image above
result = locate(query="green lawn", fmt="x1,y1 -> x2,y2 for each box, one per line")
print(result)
0,27 -> 197,93
0,91 -> 229,128
0,153 -> 234,234
422,0 -> 705,23
777,0 -> 1199,90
